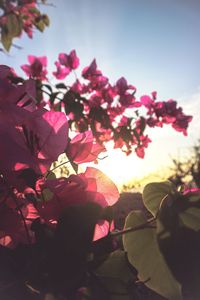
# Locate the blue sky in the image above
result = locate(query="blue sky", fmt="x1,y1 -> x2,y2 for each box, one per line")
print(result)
2,0 -> 200,185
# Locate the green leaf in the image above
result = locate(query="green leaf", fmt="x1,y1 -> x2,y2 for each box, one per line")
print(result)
34,19 -> 45,32
179,193 -> 200,231
179,207 -> 200,231
143,181 -> 176,217
49,92 -> 60,104
42,84 -> 53,93
123,211 -> 181,300
1,14 -> 22,51
95,250 -> 136,299
1,30 -> 12,51
157,193 -> 200,299
55,83 -> 67,89
7,14 -> 22,38
42,14 -> 50,26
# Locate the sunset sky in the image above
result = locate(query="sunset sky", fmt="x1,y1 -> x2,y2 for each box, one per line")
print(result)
2,0 -> 200,187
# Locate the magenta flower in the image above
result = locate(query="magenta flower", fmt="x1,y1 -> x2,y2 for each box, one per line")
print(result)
67,130 -> 106,164
0,108 -> 68,190
82,59 -> 97,79
37,167 -> 119,239
52,61 -> 70,80
115,77 -> 136,95
82,59 -> 108,90
140,95 -> 154,108
58,50 -> 80,70
21,55 -> 48,80
172,113 -> 193,136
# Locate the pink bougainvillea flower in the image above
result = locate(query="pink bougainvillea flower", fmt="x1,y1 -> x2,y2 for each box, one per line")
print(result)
93,220 -> 114,241
0,74 -> 36,122
67,130 -> 106,164
14,109 -> 69,174
21,55 -> 48,80
101,85 -> 116,104
140,95 -> 154,108
183,187 -> 200,196
114,77 -> 139,108
90,74 -> 108,90
151,91 -> 157,99
52,61 -> 70,80
119,94 -> 141,108
82,59 -> 97,79
71,79 -> 88,94
134,135 -> 151,159
115,77 -> 136,95
81,167 -> 119,206
37,167 -> 119,229
82,59 -> 108,90
135,146 -> 145,158
172,113 -> 193,136
0,109 -> 68,190
58,50 -> 80,70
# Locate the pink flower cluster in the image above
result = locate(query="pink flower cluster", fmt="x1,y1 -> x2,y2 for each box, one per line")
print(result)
0,65 -> 118,249
20,50 -> 192,157
140,95 -> 193,136
0,49 -> 192,250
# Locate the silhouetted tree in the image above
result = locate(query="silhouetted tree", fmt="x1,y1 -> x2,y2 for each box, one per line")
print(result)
169,139 -> 200,188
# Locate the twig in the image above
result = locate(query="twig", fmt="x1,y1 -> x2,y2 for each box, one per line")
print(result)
111,217 -> 156,237
11,191 -> 31,244
45,160 -> 70,178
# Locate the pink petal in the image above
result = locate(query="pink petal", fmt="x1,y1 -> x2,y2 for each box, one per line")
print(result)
28,55 -> 36,64
84,167 -> 119,206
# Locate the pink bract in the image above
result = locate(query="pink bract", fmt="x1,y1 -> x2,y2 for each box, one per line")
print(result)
53,61 -> 70,80
58,50 -> 79,70
37,168 -> 119,234
21,55 -> 48,80
67,130 -> 106,164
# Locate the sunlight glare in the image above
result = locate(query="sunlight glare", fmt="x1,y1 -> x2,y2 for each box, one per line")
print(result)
90,146 -> 146,186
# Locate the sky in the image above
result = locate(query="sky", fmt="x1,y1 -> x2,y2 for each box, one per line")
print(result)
1,0 -> 200,187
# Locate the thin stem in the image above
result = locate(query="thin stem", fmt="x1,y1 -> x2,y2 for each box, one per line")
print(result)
12,191 -> 31,244
36,1 -> 56,7
45,160 -> 70,178
111,216 -> 156,237
40,88 -> 63,102
12,43 -> 23,50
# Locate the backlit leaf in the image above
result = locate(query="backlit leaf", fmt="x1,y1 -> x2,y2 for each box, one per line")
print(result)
143,181 -> 176,217
95,250 -> 136,298
123,211 -> 181,300
1,29 -> 12,52
7,14 -> 22,38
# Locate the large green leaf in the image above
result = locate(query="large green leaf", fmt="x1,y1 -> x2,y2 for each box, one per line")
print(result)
157,193 -> 200,299
7,14 -> 22,38
123,211 -> 181,300
143,181 -> 176,217
95,250 -> 136,299
1,14 -> 22,51
179,207 -> 200,231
